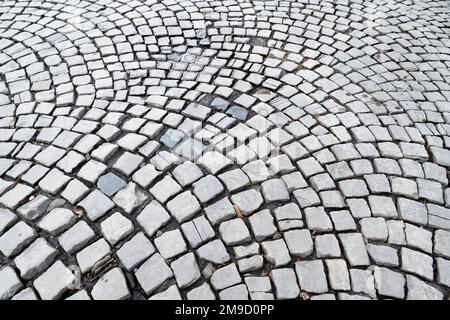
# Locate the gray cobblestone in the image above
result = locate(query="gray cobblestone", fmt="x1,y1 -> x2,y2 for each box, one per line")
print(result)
33,261 -> 75,300
0,221 -> 37,257
1,0 -> 450,300
295,260 -> 328,294
271,268 -> 299,300
0,267 -> 23,300
14,238 -> 58,280
135,253 -> 173,295
91,268 -> 130,300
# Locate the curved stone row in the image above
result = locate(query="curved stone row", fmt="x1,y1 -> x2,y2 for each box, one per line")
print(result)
0,0 -> 450,300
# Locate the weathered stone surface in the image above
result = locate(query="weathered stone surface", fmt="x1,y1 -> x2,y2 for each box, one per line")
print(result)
78,189 -> 115,221
154,229 -> 187,259
204,197 -> 236,226
366,244 -> 399,267
171,252 -> 201,289
91,268 -> 130,300
1,0 -> 450,301
0,221 -> 37,257
66,290 -> 91,301
304,207 -> 333,232
397,198 -> 428,226
17,194 -> 52,220
406,275 -> 443,300
248,209 -> 277,241
368,196 -> 398,218
262,239 -> 291,267
284,229 -> 313,257
14,238 -> 58,280
261,179 -> 290,203
219,218 -> 251,246
271,268 -> 299,300
401,248 -> 434,281
350,269 -> 376,298
0,184 -> 34,209
12,287 -> 39,300
187,283 -> 216,300
198,151 -> 232,174
210,263 -> 241,291
76,239 -> 111,274
37,208 -> 76,236
437,257 -> 450,287
135,253 -> 173,295
373,267 -> 405,299
0,267 -> 23,300
149,285 -> 182,300
97,172 -> 126,196
58,221 -> 95,254
172,161 -> 203,187
434,230 -> 450,259
136,201 -> 171,237
193,175 -> 224,203
405,223 -> 432,253
219,284 -> 249,300
315,234 -> 341,258
100,212 -> 134,245
181,216 -> 215,248
330,210 -> 357,231
231,190 -> 264,216
295,260 -> 328,294
33,261 -> 76,300
116,232 -> 155,271
237,255 -> 263,273
197,240 -> 230,265
0,208 -> 17,236
112,183 -> 147,214
149,176 -> 182,203
167,191 -> 201,223
245,276 -> 272,293
339,233 -> 370,266
360,217 -> 388,241
326,259 -> 351,291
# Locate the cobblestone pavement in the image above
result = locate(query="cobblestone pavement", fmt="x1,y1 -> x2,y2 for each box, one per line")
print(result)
1,0 -> 450,301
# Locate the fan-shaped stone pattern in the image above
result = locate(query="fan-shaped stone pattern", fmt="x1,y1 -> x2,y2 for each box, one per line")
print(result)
0,0 -> 450,301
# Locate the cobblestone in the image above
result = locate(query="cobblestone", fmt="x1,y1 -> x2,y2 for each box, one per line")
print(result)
14,238 -> 58,280
37,208 -> 76,236
401,248 -> 434,281
171,252 -> 201,289
210,263 -> 241,291
315,234 -> 341,258
154,230 -> 187,260
374,267 -> 405,299
1,0 -> 450,300
295,260 -> 328,294
197,239 -> 230,265
33,261 -> 75,300
0,267 -> 23,300
0,221 -> 37,257
91,268 -> 130,300
76,239 -> 111,274
271,268 -> 299,300
135,253 -> 173,295
58,221 -> 95,254
100,212 -> 134,245
406,275 -> 443,300
326,259 -> 351,291
262,239 -> 291,267
116,232 -> 155,271
284,229 -> 314,258
219,218 -> 251,246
